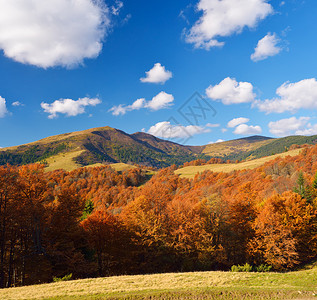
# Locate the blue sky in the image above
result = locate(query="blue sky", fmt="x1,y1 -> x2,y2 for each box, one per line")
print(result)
1,0 -> 317,147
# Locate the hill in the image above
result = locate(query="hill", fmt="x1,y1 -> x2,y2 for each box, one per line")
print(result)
202,135 -> 317,161
1,266 -> 316,299
1,125 -> 317,170
0,126 -> 206,169
176,148 -> 303,178
202,135 -> 273,158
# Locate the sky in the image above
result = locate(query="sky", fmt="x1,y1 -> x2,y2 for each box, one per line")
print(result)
1,0 -> 317,147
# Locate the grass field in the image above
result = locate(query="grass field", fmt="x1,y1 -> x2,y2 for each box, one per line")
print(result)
109,163 -> 137,172
175,149 -> 302,179
1,266 -> 317,299
202,138 -> 272,157
44,150 -> 84,172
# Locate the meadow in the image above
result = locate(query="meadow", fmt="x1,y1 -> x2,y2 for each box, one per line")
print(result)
175,148 -> 302,178
1,265 -> 316,299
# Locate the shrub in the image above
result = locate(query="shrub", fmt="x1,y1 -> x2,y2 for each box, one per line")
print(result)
53,273 -> 73,282
231,263 -> 272,272
231,263 -> 253,272
255,264 -> 272,272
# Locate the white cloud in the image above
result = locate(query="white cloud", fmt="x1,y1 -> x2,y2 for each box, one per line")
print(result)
296,125 -> 317,136
233,124 -> 262,135
206,123 -> 220,128
0,96 -> 8,118
147,121 -> 210,139
0,0 -> 110,68
251,33 -> 282,62
185,0 -> 273,50
268,117 -> 312,137
41,97 -> 101,119
146,92 -> 174,110
254,78 -> 317,113
140,63 -> 173,84
12,101 -> 23,106
227,117 -> 250,128
111,0 -> 123,16
109,98 -> 146,116
109,92 -> 174,116
208,139 -> 225,144
206,77 -> 256,105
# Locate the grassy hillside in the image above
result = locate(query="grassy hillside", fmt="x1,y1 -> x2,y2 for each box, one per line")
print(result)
1,266 -> 316,299
176,148 -> 302,178
0,127 -> 207,169
1,126 -> 317,171
220,135 -> 317,161
201,135 -> 317,162
202,135 -> 273,157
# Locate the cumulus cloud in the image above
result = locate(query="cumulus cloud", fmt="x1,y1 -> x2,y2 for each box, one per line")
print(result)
109,92 -> 174,116
140,63 -> 173,84
227,117 -> 250,128
146,92 -> 174,110
208,139 -> 225,144
147,121 -> 210,140
251,33 -> 282,62
268,117 -> 312,137
296,125 -> 317,136
109,98 -> 146,116
0,96 -> 8,118
185,0 -> 273,50
254,78 -> 317,113
41,97 -> 101,119
0,0 -> 110,68
233,124 -> 262,135
12,101 -> 23,106
206,77 -> 256,105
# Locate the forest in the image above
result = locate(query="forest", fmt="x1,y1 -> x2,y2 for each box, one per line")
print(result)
1,145 -> 317,288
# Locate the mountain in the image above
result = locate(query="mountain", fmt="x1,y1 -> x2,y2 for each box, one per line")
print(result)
212,135 -> 317,161
0,126 -> 207,169
1,126 -> 317,170
201,135 -> 273,158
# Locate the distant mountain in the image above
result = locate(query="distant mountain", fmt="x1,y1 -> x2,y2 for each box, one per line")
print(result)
211,135 -> 317,161
1,126 -> 317,170
201,135 -> 273,159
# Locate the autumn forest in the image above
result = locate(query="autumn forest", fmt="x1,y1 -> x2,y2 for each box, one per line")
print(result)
1,144 -> 317,288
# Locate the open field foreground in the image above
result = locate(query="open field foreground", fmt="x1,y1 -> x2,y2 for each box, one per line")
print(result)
1,267 -> 317,300
176,149 -> 302,179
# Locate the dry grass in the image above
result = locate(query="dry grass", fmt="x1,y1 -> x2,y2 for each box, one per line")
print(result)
44,150 -> 84,172
1,126 -> 114,151
1,266 -> 317,299
176,149 -> 302,179
202,139 -> 272,157
109,163 -> 137,172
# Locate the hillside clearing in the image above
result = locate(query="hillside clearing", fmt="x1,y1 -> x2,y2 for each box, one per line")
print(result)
109,163 -> 137,172
1,267 -> 316,299
202,137 -> 272,157
44,150 -> 84,172
176,149 -> 302,178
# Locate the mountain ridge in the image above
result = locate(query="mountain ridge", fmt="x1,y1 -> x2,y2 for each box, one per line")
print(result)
1,126 -> 316,170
